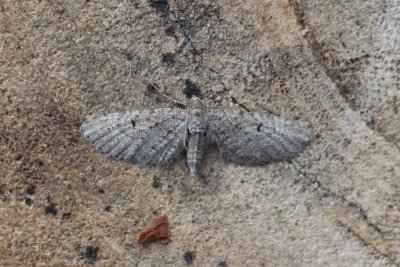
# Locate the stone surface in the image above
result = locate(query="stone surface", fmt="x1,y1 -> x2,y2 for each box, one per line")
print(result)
0,0 -> 399,266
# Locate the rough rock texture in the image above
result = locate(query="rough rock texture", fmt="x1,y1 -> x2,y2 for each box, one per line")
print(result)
1,0 -> 399,266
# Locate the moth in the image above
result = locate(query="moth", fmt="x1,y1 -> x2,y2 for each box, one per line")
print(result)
80,96 -> 312,176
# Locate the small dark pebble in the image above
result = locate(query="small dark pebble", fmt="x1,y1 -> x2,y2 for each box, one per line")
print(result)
98,188 -> 105,194
104,205 -> 111,212
218,261 -> 228,267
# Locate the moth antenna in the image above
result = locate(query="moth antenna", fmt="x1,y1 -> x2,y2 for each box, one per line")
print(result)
197,97 -> 208,111
149,83 -> 187,108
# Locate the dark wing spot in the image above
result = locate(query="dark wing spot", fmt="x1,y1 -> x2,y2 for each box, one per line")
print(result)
257,123 -> 262,132
174,102 -> 186,109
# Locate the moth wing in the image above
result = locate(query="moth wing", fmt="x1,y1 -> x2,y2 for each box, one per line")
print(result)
80,108 -> 187,166
207,109 -> 313,165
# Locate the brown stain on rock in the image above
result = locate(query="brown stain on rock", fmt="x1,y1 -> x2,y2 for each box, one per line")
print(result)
137,215 -> 171,245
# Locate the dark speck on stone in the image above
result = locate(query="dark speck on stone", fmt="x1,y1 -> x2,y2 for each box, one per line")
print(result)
62,212 -> 71,220
25,198 -> 32,206
152,176 -> 161,188
104,205 -> 111,212
146,84 -> 158,96
218,261 -> 228,267
162,52 -> 175,65
165,25 -> 176,36
56,8 -> 65,15
125,52 -> 134,61
183,79 -> 201,99
26,185 -> 36,195
366,117 -> 375,128
84,246 -> 99,263
149,0 -> 169,15
98,188 -> 105,194
184,251 -> 195,264
44,202 -> 57,215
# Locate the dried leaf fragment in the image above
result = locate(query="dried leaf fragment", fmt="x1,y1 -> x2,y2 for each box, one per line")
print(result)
137,215 -> 171,245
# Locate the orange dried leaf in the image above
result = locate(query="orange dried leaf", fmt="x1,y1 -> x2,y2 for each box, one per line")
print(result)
137,215 -> 171,245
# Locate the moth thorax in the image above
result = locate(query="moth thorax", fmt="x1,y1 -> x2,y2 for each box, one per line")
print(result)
188,107 -> 207,134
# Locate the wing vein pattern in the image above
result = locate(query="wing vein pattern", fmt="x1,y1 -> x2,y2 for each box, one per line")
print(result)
207,109 -> 313,165
80,100 -> 313,172
80,108 -> 187,166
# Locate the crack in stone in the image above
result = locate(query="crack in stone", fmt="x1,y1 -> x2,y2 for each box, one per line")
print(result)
289,0 -> 399,150
337,221 -> 398,266
150,2 -> 224,78
301,175 -> 398,265
169,10 -> 203,56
